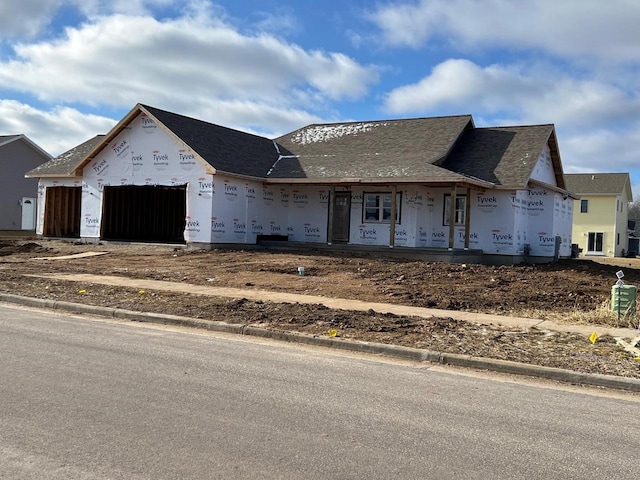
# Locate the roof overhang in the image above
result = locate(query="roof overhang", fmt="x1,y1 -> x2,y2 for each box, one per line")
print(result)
525,179 -> 580,199
262,175 -> 495,188
1,134 -> 52,161
546,128 -> 566,190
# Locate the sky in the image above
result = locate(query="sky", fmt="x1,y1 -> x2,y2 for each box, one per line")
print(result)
1,0 -> 640,198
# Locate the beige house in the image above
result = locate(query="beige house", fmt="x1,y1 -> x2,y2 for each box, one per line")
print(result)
564,173 -> 633,257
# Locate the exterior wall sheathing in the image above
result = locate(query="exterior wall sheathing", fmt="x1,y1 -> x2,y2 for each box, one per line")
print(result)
37,114 -> 572,263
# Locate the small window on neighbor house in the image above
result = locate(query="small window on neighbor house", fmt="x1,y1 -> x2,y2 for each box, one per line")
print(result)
617,233 -> 620,245
580,199 -> 588,213
363,192 -> 401,223
443,194 -> 467,226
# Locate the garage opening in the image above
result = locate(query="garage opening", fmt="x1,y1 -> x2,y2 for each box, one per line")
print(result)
102,185 -> 186,243
44,186 -> 81,238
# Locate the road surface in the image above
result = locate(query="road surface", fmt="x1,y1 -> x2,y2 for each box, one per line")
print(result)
1,304 -> 638,479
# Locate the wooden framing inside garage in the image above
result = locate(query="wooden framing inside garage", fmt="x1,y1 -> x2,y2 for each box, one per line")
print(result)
43,186 -> 81,238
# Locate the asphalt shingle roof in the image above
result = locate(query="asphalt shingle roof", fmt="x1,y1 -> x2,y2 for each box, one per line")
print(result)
26,105 -> 566,191
564,173 -> 631,196
142,105 -> 280,179
270,115 -> 473,180
25,135 -> 105,177
440,125 -> 556,188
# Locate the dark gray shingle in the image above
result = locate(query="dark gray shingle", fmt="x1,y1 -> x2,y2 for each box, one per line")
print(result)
141,105 -> 280,178
441,125 -> 556,188
270,116 -> 473,179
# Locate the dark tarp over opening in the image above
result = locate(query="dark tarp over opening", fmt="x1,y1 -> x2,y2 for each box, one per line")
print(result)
101,185 -> 186,243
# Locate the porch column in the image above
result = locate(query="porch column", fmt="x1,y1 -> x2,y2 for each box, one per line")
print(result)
448,184 -> 457,249
327,186 -> 335,245
389,185 -> 397,248
464,186 -> 471,249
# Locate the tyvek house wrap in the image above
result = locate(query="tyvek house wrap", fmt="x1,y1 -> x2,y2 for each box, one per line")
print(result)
81,113 -> 212,242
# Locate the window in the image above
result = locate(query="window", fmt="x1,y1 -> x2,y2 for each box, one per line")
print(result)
617,233 -> 620,245
363,192 -> 401,223
443,194 -> 466,225
580,199 -> 588,213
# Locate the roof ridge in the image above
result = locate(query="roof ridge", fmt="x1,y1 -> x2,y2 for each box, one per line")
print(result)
298,114 -> 473,129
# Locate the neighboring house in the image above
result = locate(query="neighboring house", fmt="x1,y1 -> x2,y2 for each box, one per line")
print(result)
0,134 -> 52,230
564,173 -> 633,257
26,104 -> 576,264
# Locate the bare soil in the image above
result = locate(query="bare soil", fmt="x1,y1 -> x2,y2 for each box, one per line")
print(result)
1,238 -> 639,379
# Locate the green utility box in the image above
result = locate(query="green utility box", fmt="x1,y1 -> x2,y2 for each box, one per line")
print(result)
611,284 -> 637,316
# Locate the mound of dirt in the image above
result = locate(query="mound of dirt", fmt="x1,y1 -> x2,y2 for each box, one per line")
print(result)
0,241 -> 49,256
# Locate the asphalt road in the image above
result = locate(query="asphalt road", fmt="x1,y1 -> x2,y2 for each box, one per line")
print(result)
1,304 -> 638,480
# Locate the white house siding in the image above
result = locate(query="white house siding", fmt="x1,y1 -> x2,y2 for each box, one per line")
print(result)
469,191 -> 516,253
552,192 -> 573,257
209,176 -> 249,243
529,144 -> 556,185
341,187 -> 421,247
35,178 -> 82,235
526,187 -> 573,258
81,113 -> 211,242
614,193 -> 629,257
287,187 -> 330,243
512,190 -> 529,254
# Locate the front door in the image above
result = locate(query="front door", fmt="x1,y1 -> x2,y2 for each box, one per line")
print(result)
331,192 -> 351,243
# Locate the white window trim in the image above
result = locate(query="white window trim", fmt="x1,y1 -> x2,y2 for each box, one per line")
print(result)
443,194 -> 467,226
586,231 -> 604,255
363,192 -> 401,224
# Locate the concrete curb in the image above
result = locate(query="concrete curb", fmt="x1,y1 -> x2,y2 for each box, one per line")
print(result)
2,292 -> 640,393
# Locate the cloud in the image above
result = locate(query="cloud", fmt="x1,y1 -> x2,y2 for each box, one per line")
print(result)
560,126 -> 640,175
0,0 -> 179,40
0,0 -> 62,38
71,0 -> 176,17
0,12 -> 377,133
368,0 -> 640,63
384,59 -> 640,129
0,100 -> 116,155
383,57 -> 640,180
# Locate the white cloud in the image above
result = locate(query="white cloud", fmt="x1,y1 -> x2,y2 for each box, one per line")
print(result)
384,59 -> 640,129
560,126 -> 640,175
0,100 -> 116,155
0,13 -> 377,128
0,0 -> 179,39
71,0 -> 175,17
0,0 -> 63,38
383,58 -> 640,183
369,0 -> 640,63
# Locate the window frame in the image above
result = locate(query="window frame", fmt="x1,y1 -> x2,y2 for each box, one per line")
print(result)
443,194 -> 467,226
362,192 -> 402,224
587,231 -> 604,253
580,199 -> 588,213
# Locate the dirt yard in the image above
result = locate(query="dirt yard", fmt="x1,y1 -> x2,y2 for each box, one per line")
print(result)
1,238 -> 639,379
